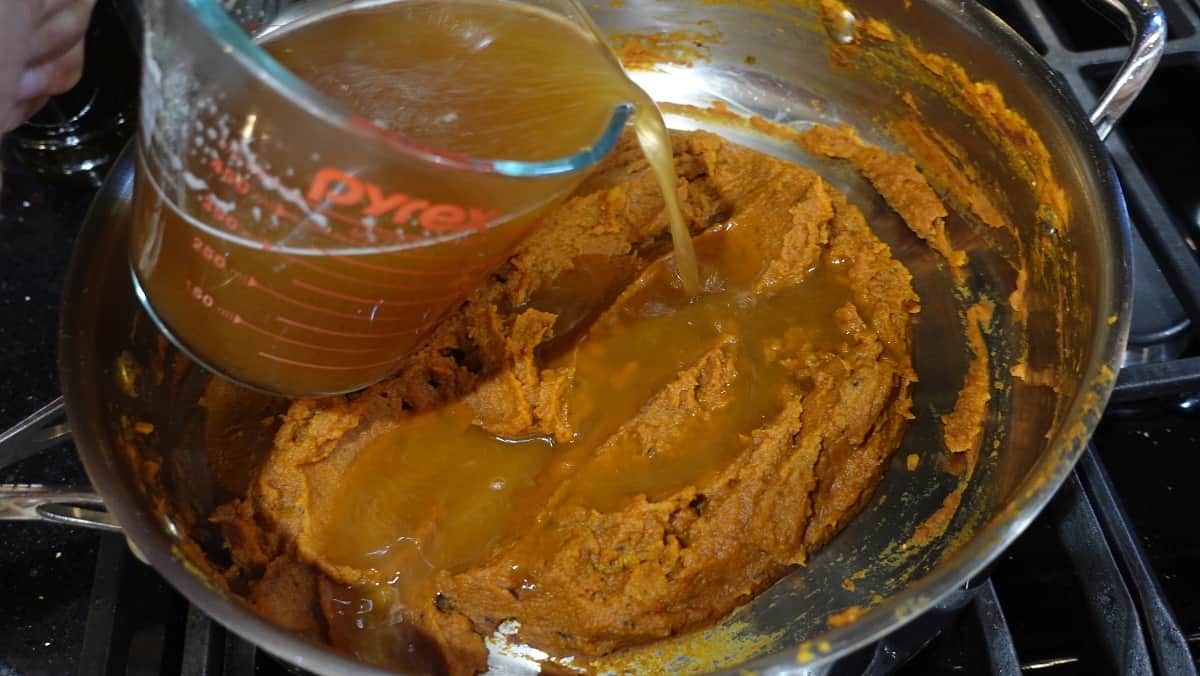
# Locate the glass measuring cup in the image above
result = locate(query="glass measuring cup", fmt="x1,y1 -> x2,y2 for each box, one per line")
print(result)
131,0 -> 636,396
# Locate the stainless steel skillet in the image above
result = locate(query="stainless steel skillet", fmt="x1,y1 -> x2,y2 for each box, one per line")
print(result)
2,0 -> 1162,673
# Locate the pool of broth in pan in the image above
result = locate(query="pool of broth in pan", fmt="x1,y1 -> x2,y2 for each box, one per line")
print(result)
316,223 -> 857,661
130,0 -> 696,395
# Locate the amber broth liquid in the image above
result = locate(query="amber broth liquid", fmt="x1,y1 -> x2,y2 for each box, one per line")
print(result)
130,0 -> 698,395
315,217 -> 858,668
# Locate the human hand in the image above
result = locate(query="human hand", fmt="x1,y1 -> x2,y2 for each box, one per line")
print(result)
1,0 -> 99,133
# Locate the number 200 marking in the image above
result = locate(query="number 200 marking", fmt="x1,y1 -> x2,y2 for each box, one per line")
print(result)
192,236 -> 227,270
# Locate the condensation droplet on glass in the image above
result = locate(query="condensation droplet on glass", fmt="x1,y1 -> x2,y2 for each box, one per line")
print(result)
183,172 -> 208,191
210,193 -> 235,213
826,8 -> 856,44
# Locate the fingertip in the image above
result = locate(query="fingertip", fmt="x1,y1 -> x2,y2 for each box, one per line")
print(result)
16,67 -> 48,100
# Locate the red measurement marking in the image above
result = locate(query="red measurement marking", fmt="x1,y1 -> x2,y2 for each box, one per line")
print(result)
291,278 -> 382,305
184,280 -> 215,308
208,156 -> 250,195
200,194 -> 241,233
242,274 -> 377,321
291,278 -> 466,308
230,313 -> 393,354
273,249 -> 438,292
242,273 -> 421,323
298,218 -> 480,267
275,315 -> 440,339
191,236 -> 228,270
257,351 -> 408,371
310,245 -> 466,278
302,236 -> 510,279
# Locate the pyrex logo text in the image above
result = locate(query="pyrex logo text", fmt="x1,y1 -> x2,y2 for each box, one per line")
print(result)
307,168 -> 498,234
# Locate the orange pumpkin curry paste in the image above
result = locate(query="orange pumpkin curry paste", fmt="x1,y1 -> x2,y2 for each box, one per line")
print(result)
215,128 -> 937,673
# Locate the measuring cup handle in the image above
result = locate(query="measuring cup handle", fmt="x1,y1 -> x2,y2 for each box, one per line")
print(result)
1083,0 -> 1166,141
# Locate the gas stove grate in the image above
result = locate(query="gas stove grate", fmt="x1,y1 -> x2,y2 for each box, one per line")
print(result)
984,0 -> 1200,376
66,447 -> 1195,675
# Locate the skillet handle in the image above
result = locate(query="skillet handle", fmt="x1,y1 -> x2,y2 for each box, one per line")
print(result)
0,396 -> 71,468
1084,0 -> 1166,140
0,397 -> 121,533
0,484 -> 121,532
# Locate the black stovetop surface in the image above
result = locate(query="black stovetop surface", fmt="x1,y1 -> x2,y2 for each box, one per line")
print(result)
0,165 -> 98,675
2,0 -> 1200,674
